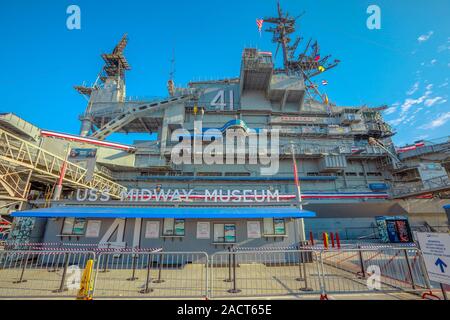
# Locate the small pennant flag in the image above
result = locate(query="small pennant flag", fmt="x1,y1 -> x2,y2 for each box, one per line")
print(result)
318,66 -> 325,72
314,55 -> 321,61
321,80 -> 328,86
256,19 -> 264,35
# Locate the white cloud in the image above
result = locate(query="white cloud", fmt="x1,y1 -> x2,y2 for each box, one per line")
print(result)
388,116 -> 407,126
424,97 -> 447,107
420,112 -> 450,129
418,31 -> 434,42
414,134 -> 430,141
426,84 -> 433,90
437,38 -> 450,52
406,82 -> 419,95
384,106 -> 397,115
438,81 -> 448,88
430,59 -> 437,65
400,95 -> 427,114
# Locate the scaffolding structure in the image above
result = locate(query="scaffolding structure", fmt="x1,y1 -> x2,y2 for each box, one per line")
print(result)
0,128 -> 127,211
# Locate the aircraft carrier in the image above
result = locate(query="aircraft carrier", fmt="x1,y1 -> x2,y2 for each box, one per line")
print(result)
0,4 -> 449,249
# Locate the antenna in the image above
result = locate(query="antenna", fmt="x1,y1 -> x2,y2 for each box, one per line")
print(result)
167,47 -> 176,96
262,2 -> 340,104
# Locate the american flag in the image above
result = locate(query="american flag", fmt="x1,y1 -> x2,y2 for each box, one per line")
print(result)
256,19 -> 264,33
322,80 -> 328,86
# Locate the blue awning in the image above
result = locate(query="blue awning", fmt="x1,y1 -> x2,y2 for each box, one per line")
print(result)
11,206 -> 316,219
444,204 -> 450,210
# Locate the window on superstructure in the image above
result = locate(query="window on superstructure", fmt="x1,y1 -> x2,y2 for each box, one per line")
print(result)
367,172 -> 383,177
224,172 -> 251,176
61,218 -> 86,236
162,218 -> 185,236
345,172 -> 357,177
197,172 -> 222,176
213,223 -> 236,243
307,172 -> 320,176
263,218 -> 286,236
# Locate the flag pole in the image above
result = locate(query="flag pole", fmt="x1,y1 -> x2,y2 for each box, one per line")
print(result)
290,142 -> 306,242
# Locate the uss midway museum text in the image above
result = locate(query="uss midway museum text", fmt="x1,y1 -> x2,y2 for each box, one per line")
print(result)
75,188 -> 283,202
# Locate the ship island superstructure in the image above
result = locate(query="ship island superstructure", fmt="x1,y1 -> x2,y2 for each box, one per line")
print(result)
0,4 -> 448,250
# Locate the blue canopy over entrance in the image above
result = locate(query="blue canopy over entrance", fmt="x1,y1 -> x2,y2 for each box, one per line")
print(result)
11,206 -> 316,219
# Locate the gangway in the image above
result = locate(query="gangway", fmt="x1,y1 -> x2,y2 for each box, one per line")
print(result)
89,94 -> 194,140
0,128 -> 126,209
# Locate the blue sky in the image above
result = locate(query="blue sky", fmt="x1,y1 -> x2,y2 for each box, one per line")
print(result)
0,0 -> 449,146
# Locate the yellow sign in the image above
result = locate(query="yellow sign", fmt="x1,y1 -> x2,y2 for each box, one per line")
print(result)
77,259 -> 94,300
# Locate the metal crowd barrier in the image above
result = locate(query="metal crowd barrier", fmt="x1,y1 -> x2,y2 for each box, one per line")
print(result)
209,249 -> 322,298
0,250 -> 95,298
0,245 -> 438,299
318,247 -> 432,298
92,251 -> 208,299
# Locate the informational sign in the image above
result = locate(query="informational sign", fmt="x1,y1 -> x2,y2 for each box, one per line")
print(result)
69,148 -> 97,159
263,218 -> 274,235
163,218 -> 174,235
68,148 -> 97,182
416,232 -> 450,285
247,221 -> 261,239
196,222 -> 210,239
73,218 -> 87,235
145,221 -> 160,239
224,224 -> 236,243
213,224 -> 225,243
174,219 -> 185,236
273,219 -> 286,235
85,220 -> 101,238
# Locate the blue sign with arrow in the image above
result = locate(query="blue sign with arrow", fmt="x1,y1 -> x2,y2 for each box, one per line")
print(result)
417,232 -> 450,286
435,258 -> 448,273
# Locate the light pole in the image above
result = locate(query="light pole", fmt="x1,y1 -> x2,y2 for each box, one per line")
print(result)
290,142 -> 306,242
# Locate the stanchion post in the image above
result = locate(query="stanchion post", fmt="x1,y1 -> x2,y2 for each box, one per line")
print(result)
309,232 -> 314,246
153,252 -> 165,284
296,243 -> 304,281
403,249 -> 416,290
53,252 -> 69,292
127,253 -> 139,281
299,245 -> 313,292
224,246 -> 232,282
357,245 -> 366,279
227,248 -> 241,294
440,283 -> 448,300
13,253 -> 28,284
101,244 -> 111,273
140,254 -> 154,294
